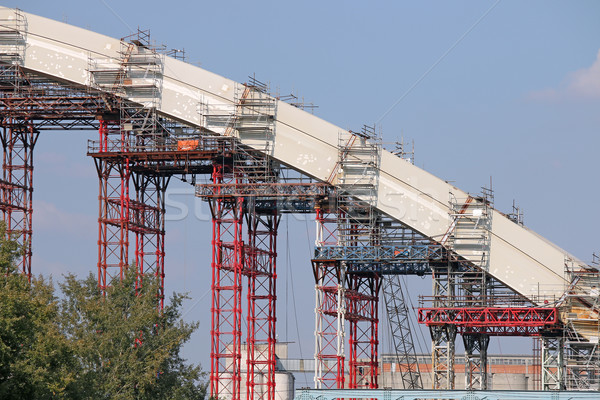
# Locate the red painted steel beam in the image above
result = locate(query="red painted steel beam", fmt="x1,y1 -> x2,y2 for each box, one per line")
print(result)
417,307 -> 558,328
459,326 -> 547,337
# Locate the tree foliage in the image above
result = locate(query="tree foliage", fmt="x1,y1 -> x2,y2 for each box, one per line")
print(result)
0,222 -> 206,399
60,270 -> 205,399
0,221 -> 73,399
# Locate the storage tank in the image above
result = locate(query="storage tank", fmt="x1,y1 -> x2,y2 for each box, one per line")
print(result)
275,371 -> 295,400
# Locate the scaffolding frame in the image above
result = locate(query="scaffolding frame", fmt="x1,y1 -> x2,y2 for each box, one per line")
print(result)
562,265 -> 600,390
431,186 -> 495,390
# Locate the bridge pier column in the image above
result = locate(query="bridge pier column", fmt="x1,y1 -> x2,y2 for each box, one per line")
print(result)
430,262 -> 457,389
93,119 -> 130,291
209,164 -> 244,400
0,119 -> 38,279
313,258 -> 346,389
131,172 -> 169,308
463,332 -> 490,390
542,334 -> 565,390
459,268 -> 491,390
313,206 -> 345,389
245,200 -> 280,400
347,273 -> 380,389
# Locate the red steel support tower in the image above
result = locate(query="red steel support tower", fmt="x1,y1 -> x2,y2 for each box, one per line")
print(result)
347,274 -> 380,389
207,163 -> 281,400
245,205 -> 279,400
131,173 -> 169,307
95,119 -> 130,289
0,118 -> 37,279
209,164 -> 244,400
0,63 -> 115,281
199,172 -> 325,400
92,118 -> 169,305
313,205 -> 345,389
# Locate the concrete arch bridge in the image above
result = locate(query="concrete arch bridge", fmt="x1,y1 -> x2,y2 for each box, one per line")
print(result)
0,7 -> 597,399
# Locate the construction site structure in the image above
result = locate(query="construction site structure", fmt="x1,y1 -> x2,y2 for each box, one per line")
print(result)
0,7 -> 598,400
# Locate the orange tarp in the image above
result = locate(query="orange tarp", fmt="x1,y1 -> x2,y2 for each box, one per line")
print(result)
177,140 -> 199,151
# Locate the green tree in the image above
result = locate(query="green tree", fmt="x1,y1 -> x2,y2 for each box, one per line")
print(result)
0,222 -> 74,399
0,220 -> 206,399
59,269 -> 206,399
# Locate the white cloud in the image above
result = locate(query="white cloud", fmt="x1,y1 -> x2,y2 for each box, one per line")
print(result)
567,49 -> 600,98
529,49 -> 600,101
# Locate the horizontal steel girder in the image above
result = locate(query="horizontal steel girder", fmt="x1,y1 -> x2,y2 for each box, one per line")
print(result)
418,307 -> 558,336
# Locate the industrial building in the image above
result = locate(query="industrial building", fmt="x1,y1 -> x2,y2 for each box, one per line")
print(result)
283,352 -> 541,391
0,7 -> 598,400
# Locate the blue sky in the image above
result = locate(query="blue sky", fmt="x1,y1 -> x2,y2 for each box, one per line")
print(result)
10,0 -> 600,384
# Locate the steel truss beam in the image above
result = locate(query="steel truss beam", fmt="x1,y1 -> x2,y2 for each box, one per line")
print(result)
0,65 -> 115,130
315,243 -> 444,276
197,182 -> 329,198
418,307 -> 558,329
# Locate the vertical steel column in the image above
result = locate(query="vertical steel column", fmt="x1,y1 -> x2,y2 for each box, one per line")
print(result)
313,260 -> 345,389
0,120 -> 38,279
430,324 -> 457,390
209,164 -> 244,400
542,334 -> 564,390
460,269 -> 490,390
131,173 -> 169,308
430,262 -> 457,389
245,202 -> 280,400
313,205 -> 345,389
347,273 -> 380,389
532,337 -> 542,390
463,333 -> 490,390
94,119 -> 130,291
